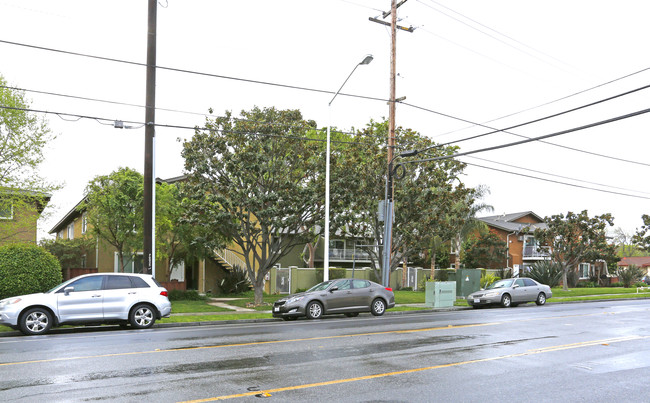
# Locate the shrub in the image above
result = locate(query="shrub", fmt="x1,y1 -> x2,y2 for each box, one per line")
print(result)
481,273 -> 500,289
0,243 -> 62,300
218,265 -> 252,294
576,281 -> 596,288
400,286 -> 413,291
619,265 -> 644,288
528,261 -> 563,288
634,282 -> 647,288
610,282 -> 623,287
167,289 -> 206,301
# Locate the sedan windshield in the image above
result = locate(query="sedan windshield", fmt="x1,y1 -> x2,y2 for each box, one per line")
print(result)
307,281 -> 334,292
486,279 -> 514,289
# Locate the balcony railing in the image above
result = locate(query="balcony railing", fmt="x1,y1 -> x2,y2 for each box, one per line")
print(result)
523,245 -> 550,259
329,248 -> 372,261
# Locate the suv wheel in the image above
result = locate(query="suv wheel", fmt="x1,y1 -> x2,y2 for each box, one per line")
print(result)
129,304 -> 156,329
20,308 -> 53,335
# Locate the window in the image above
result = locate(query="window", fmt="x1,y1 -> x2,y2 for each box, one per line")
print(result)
170,260 -> 185,281
105,275 -> 133,290
352,279 -> 370,289
114,253 -> 144,273
67,223 -> 74,240
130,276 -> 150,288
61,276 -> 104,292
333,279 -> 351,290
523,278 -> 537,287
579,263 -> 590,279
81,213 -> 88,234
515,279 -> 525,287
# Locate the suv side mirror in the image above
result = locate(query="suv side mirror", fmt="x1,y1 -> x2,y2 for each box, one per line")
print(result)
64,286 -> 74,296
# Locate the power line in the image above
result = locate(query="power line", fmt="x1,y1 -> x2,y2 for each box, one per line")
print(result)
463,155 -> 650,196
434,65 -> 650,138
401,106 -> 650,166
462,161 -> 650,200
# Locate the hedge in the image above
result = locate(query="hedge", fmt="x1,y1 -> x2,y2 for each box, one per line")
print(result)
0,243 -> 62,300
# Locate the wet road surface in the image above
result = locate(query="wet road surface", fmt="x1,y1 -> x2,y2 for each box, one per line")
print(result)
1,299 -> 649,402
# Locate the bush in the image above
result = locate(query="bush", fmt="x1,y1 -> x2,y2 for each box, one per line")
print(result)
634,282 -> 647,288
528,261 -> 563,288
619,265 -> 644,288
167,289 -> 206,301
400,286 -> 413,291
576,281 -> 596,288
0,243 -> 62,300
610,282 -> 623,287
481,273 -> 500,289
218,265 -> 252,294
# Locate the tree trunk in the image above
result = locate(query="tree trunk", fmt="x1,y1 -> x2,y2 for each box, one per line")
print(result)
254,277 -> 265,305
562,264 -> 569,291
430,253 -> 436,280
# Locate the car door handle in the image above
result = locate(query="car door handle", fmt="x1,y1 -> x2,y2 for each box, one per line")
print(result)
128,292 -> 137,295
92,294 -> 102,298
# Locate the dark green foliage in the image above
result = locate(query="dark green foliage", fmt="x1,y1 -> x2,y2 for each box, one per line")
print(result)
0,243 -> 62,299
400,286 -> 413,291
461,231 -> 508,269
496,267 -> 512,279
619,264 -> 644,288
528,261 -> 563,288
610,282 -> 623,287
219,265 -> 252,294
39,238 -> 94,270
167,289 -> 205,301
576,281 -> 596,288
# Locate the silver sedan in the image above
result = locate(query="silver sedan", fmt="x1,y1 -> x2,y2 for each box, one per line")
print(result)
273,279 -> 395,320
467,277 -> 552,308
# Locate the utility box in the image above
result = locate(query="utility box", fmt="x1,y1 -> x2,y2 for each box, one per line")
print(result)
425,281 -> 456,308
456,269 -> 482,298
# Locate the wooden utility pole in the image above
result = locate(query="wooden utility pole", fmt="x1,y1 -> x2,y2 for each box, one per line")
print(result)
388,0 -> 397,164
143,0 -> 157,276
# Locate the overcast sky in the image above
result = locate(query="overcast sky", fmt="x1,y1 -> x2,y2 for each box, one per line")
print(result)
1,0 -> 649,240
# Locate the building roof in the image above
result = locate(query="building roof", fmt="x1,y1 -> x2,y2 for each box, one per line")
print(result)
478,211 -> 547,233
618,256 -> 650,267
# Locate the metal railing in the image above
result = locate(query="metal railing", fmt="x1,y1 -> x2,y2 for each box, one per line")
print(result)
523,246 -> 550,258
329,248 -> 372,261
215,248 -> 247,270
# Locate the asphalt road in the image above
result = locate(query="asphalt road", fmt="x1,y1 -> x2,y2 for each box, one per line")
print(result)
1,299 -> 649,402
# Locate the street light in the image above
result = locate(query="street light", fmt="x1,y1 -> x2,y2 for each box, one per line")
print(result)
381,149 -> 418,287
324,54 -> 373,281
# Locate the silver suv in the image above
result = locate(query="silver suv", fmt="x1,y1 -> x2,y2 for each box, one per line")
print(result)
0,273 -> 172,335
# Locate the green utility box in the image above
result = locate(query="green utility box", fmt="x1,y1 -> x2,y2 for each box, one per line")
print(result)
425,281 -> 456,308
456,269 -> 482,298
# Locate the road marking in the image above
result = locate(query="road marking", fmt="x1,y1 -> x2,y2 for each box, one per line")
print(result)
0,310 -> 632,366
179,335 -> 648,402
0,322 -> 501,367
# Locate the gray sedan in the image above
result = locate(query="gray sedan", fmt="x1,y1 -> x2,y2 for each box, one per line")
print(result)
467,277 -> 552,308
273,279 -> 395,320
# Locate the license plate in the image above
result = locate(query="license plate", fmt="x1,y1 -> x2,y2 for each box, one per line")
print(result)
274,307 -> 279,312
474,299 -> 480,303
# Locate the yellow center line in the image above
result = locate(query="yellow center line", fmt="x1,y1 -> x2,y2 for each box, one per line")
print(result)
180,335 -> 648,402
0,310 -> 618,367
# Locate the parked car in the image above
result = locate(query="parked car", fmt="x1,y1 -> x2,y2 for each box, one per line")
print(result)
642,276 -> 650,285
467,277 -> 552,308
273,279 -> 395,320
0,273 -> 172,335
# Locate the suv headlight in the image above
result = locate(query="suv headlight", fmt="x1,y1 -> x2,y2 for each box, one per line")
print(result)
0,297 -> 21,308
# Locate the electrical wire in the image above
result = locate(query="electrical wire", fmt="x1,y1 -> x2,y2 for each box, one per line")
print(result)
462,161 -> 650,200
462,155 -> 650,196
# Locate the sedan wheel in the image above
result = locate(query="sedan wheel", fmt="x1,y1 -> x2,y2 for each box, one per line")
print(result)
500,294 -> 512,308
129,304 -> 156,329
535,293 -> 547,306
371,298 -> 386,316
20,308 -> 53,335
305,301 -> 323,319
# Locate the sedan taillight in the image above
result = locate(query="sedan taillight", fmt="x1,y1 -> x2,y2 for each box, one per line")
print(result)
160,290 -> 168,297
385,287 -> 393,292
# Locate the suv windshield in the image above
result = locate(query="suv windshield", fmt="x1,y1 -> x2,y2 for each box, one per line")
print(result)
486,279 -> 514,289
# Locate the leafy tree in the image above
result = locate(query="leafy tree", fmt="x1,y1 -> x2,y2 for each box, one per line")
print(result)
0,243 -> 61,299
461,230 -> 508,269
181,107 -> 323,304
80,167 -> 143,273
156,180 -> 215,280
534,210 -> 617,291
1,74 -> 58,242
633,214 -> 650,252
39,237 -> 94,270
330,119 -> 475,282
